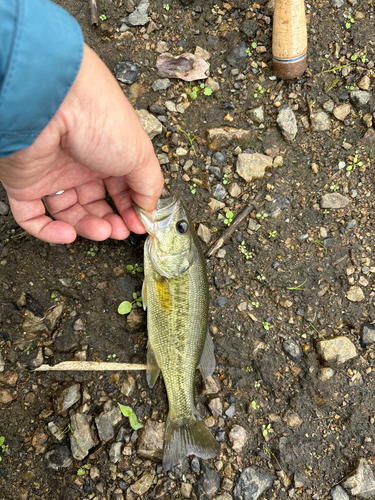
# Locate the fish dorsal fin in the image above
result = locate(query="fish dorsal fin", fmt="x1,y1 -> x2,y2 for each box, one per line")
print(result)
147,344 -> 161,388
198,331 -> 216,381
141,279 -> 147,311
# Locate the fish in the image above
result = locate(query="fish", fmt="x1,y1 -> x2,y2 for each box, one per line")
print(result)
134,195 -> 220,470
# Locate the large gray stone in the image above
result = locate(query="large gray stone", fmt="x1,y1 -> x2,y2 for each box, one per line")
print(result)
277,105 -> 297,141
234,467 -> 273,500
343,458 -> 375,498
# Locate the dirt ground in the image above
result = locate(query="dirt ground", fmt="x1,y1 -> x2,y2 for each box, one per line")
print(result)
1,0 -> 375,499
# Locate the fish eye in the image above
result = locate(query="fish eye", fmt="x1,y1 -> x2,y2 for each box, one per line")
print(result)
176,220 -> 189,234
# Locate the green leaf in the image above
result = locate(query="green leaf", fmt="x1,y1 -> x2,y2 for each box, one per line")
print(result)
136,267 -> 144,272
133,292 -> 138,300
129,412 -> 143,430
126,265 -> 134,271
251,42 -> 257,48
203,87 -> 213,96
118,301 -> 132,314
226,211 -> 234,219
200,83 -> 205,89
0,437 -> 4,447
118,403 -> 132,417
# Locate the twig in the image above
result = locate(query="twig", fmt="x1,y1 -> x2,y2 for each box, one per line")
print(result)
35,361 -> 146,371
350,248 -> 357,266
206,173 -> 278,257
306,96 -> 315,130
89,0 -> 99,27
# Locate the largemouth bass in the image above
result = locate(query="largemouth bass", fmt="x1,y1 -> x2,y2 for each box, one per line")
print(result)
134,195 -> 220,470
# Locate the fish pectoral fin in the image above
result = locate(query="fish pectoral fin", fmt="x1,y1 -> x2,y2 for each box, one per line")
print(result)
141,279 -> 147,311
147,344 -> 161,388
198,331 -> 216,380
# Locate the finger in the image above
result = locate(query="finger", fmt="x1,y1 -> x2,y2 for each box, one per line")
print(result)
8,196 -> 77,244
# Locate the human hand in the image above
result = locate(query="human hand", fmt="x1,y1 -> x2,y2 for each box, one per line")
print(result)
0,44 -> 164,244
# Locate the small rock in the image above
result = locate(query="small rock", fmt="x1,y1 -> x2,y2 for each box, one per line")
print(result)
268,195 -> 291,218
213,152 -> 227,163
191,456 -> 201,473
316,336 -> 357,364
121,376 -> 136,396
273,155 -> 283,168
69,413 -> 96,460
22,310 -> 49,335
176,147 -> 188,156
333,104 -> 351,121
127,309 -> 145,329
181,482 -> 193,498
208,398 -> 223,418
361,128 -> 375,154
130,472 -> 155,495
0,388 -> 14,404
229,425 -> 248,452
47,422 -> 64,441
321,193 -> 350,209
206,127 -> 252,151
203,375 -> 221,395
152,78 -> 171,92
137,419 -> 165,462
208,198 -> 225,213
249,106 -> 265,124
323,100 -> 335,113
331,485 -> 349,500
211,184 -> 227,201
313,111 -> 331,131
358,75 -> 371,91
236,153 -> 273,183
342,458 -> 375,498
228,183 -> 242,198
319,367 -> 335,381
0,201 -> 9,215
53,382 -> 81,415
206,77 -> 220,92
248,219 -> 261,231
262,128 -> 281,158
109,442 -> 123,463
135,109 -> 163,140
155,40 -> 169,53
176,101 -> 190,114
208,166 -> 222,180
95,405 -> 123,442
294,472 -> 306,489
225,404 -> 236,418
0,351 -> 4,372
156,52 -> 210,81
277,105 -> 297,141
45,446 -> 72,470
196,464 -> 220,499
195,46 -> 211,61
330,0 -> 344,6
360,323 -> 375,347
114,61 -> 142,84
126,0 -> 149,26
215,296 -> 228,307
283,411 -> 303,428
73,318 -> 85,331
165,100 -> 177,112
282,339 -> 301,362
350,90 -> 371,107
0,371 -> 17,386
233,467 -> 274,500
346,285 -> 365,302
197,224 -> 212,244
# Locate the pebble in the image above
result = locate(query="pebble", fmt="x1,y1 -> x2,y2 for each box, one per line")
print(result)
73,317 -> 85,331
276,105 -> 297,141
196,464 -> 220,499
342,458 -> 375,498
333,104 -> 351,121
137,419 -> 165,462
121,376 -> 136,396
316,336 -> 357,364
323,100 -> 335,113
130,472 -> 154,495
211,184 -> 227,201
114,61 -> 142,84
0,201 -> 9,215
47,422 -> 64,441
0,388 -> 14,403
195,46 -> 211,62
208,198 -> 225,213
206,127 -> 252,151
197,224 -> 212,244
53,382 -> 81,415
249,105 -> 265,124
45,446 -> 72,470
346,285 -> 365,302
127,309 -> 145,329
126,0 -> 150,26
228,183 -> 241,198
282,339 -> 301,362
165,100 -> 177,112
350,90 -> 370,107
360,323 -> 375,347
225,403 -> 236,418
209,167 -> 222,180
176,147 -> 188,156
191,456 -> 201,473
358,75 -> 370,90
206,77 -> 220,92
109,442 -> 123,463
313,111 -> 331,131
319,367 -> 335,381
226,41 -> 249,66
320,193 -> 350,209
151,78 -> 171,91
330,485 -> 349,500
283,411 -> 303,428
229,425 -> 248,452
135,109 -> 163,140
95,404 -> 123,442
155,40 -> 169,53
233,467 -> 273,500
203,375 -> 221,395
294,472 -> 306,488
236,153 -> 273,183
215,297 -> 228,307
213,151 -> 227,163
181,482 -> 193,498
209,398 -> 223,418
70,413 -> 96,460
248,219 -> 261,231
268,195 -> 291,218
0,371 -> 17,386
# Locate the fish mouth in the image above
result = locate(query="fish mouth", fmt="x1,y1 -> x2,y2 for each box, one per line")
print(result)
134,195 -> 180,234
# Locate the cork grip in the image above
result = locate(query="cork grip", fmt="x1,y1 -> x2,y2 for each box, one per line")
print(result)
272,0 -> 307,79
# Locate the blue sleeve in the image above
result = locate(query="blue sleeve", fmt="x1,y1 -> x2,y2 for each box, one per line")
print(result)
0,0 -> 84,158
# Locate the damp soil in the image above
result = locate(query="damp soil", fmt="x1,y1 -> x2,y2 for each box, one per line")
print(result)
1,0 -> 375,499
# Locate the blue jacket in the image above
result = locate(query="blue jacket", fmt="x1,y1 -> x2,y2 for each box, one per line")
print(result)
0,0 -> 84,157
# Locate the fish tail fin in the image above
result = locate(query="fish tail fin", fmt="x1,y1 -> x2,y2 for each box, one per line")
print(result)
163,414 -> 220,471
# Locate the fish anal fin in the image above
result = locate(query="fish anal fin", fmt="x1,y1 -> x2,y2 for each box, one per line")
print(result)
198,331 -> 216,381
163,415 -> 220,471
147,344 -> 161,388
141,279 -> 147,311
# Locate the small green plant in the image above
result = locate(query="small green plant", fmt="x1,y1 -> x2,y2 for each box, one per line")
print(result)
222,174 -> 229,185
224,211 -> 234,226
0,436 -> 9,461
118,403 -> 143,430
246,366 -> 252,372
264,447 -> 284,472
190,183 -> 197,195
251,400 -> 260,410
87,247 -> 96,257
257,274 -> 266,281
268,231 -> 277,238
26,346 -> 31,355
286,278 -> 307,290
254,381 -> 261,388
256,211 -> 268,220
214,4 -> 219,9
330,185 -> 339,191
262,423 -> 272,436
99,14 -> 107,20
163,3 -> 170,10
178,128 -> 198,156
118,293 -> 143,315
246,48 -> 252,57
312,239 -> 327,256
346,151 -> 363,171
326,78 -> 341,93
345,14 -> 355,29
309,312 -> 326,341
126,264 -> 144,274
238,241 -> 252,259
262,321 -> 270,331
77,464 -> 88,476
107,354 -> 117,359
188,83 -> 213,100
51,293 -> 59,302
252,301 -> 259,308
345,85 -> 355,91
254,85 -> 264,98
324,63 -> 350,73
